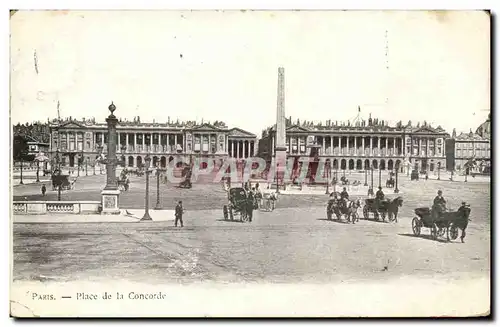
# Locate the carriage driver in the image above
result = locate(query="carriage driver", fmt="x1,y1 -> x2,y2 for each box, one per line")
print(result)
339,187 -> 349,209
432,190 -> 447,219
375,187 -> 385,213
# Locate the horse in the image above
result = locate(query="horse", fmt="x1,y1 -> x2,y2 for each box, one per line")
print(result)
346,199 -> 362,223
441,203 -> 471,243
386,196 -> 404,222
329,198 -> 352,221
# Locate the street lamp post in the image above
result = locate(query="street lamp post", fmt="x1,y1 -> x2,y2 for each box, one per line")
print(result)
371,167 -> 374,190
85,157 -> 88,176
19,153 -> 24,185
97,144 -> 103,174
364,168 -> 368,186
36,158 -> 40,183
275,163 -> 280,193
55,149 -> 62,201
378,168 -> 382,189
142,154 -> 152,221
437,162 -> 441,180
394,163 -> 400,193
78,152 -> 83,177
155,164 -> 162,210
325,161 -> 330,194
120,145 -> 127,168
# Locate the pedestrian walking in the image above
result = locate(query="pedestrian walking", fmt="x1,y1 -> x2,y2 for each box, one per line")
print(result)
175,201 -> 184,227
246,190 -> 255,222
41,184 -> 46,197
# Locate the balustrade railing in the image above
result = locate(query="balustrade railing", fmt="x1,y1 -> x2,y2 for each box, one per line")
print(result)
47,203 -> 75,213
12,201 -> 101,215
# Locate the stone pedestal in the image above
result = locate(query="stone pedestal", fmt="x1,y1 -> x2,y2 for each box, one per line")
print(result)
101,189 -> 121,214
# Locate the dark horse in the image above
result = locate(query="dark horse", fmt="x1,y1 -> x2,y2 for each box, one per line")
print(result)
441,203 -> 471,243
385,196 -> 404,222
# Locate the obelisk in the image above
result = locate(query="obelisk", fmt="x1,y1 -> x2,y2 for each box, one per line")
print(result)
275,67 -> 287,187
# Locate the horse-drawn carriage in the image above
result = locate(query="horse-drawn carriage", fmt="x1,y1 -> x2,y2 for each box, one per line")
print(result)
339,176 -> 349,185
51,173 -> 74,191
411,204 -> 471,242
326,195 -> 361,223
362,197 -> 403,222
386,178 -> 395,188
223,187 -> 250,222
178,166 -> 192,189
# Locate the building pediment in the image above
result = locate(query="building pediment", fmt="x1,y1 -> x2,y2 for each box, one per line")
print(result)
192,123 -> 221,131
228,127 -> 256,138
411,126 -> 448,135
286,125 -> 310,132
59,121 -> 86,129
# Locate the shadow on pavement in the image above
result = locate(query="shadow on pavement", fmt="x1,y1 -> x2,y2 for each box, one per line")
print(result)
317,218 -> 353,224
398,233 -> 450,243
215,219 -> 246,223
360,218 -> 391,224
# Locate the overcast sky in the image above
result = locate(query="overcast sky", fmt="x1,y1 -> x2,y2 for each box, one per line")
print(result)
10,10 -> 489,136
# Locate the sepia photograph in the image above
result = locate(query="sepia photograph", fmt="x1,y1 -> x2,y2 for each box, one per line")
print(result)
9,9 -> 491,317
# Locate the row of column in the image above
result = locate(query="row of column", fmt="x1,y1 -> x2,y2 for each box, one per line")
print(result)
282,136 -> 404,156
95,132 -> 181,148
411,137 -> 443,157
228,140 -> 255,159
192,133 -> 225,153
58,132 -> 84,151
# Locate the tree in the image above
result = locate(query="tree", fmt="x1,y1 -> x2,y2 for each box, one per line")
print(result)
13,135 -> 28,161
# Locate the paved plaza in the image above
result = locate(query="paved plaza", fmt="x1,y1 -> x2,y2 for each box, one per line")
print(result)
12,172 -> 490,287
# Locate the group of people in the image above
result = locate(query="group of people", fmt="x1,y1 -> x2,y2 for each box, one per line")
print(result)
243,183 -> 263,222
329,187 -> 351,211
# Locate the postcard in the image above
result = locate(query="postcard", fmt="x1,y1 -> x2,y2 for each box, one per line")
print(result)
10,10 -> 490,317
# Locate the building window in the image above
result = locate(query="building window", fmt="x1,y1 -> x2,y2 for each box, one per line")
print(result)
69,133 -> 75,151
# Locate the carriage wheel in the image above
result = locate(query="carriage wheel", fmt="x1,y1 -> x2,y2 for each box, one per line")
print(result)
431,223 -> 439,240
447,223 -> 459,241
223,205 -> 228,220
412,217 -> 421,236
362,206 -> 368,219
241,210 -> 248,222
